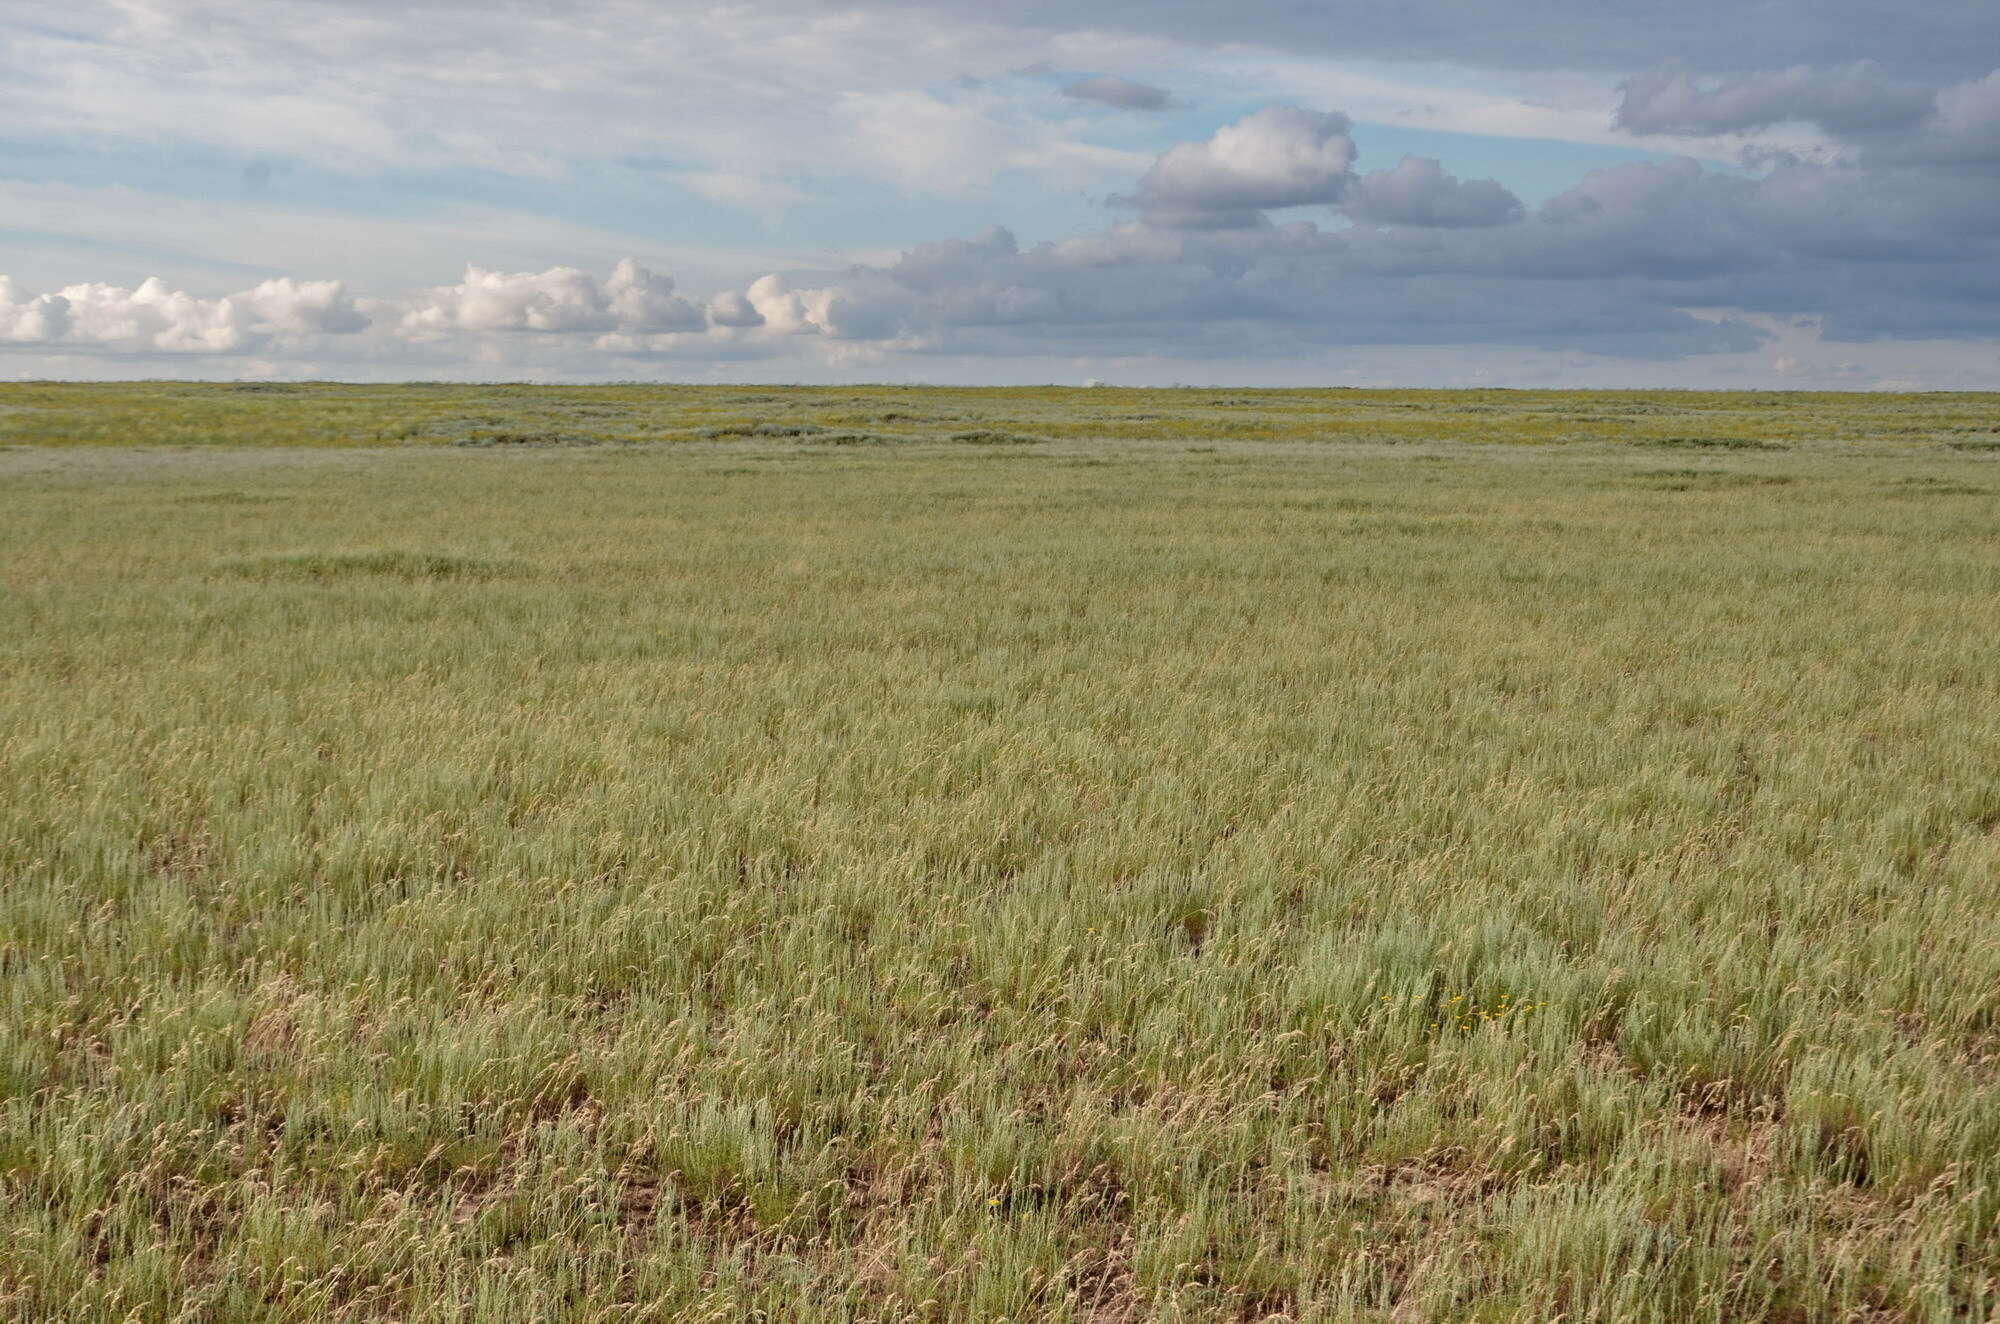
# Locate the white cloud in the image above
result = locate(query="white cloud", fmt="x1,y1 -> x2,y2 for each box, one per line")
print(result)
3,21 -> 1999,394
741,272 -> 916,340
0,277 -> 72,344
399,260 -> 703,338
0,273 -> 366,352
601,260 -> 707,332
706,289 -> 767,329
1120,106 -> 1357,225
240,278 -> 372,335
743,274 -> 826,335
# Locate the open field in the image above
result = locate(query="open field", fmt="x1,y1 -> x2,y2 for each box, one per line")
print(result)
2,385 -> 1999,1321
4,381 -> 2000,451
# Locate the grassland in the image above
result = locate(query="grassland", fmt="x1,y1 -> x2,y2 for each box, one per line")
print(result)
1,384 -> 1998,1322
4,379 -> 2000,450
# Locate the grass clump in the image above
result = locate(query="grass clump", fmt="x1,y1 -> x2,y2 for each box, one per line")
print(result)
949,428 -> 1046,445
450,430 -> 604,447
217,549 -> 519,582
700,422 -> 828,439
1635,435 -> 1790,451
1637,469 -> 1796,490
799,430 -> 897,446
174,490 -> 288,505
1886,477 -> 1991,496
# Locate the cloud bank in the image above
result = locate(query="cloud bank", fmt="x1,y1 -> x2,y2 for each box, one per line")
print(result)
1,276 -> 365,353
13,83 -> 1996,378
8,78 -> 2000,379
1616,64 -> 1937,137
399,261 -> 703,339
3,0 -> 1998,386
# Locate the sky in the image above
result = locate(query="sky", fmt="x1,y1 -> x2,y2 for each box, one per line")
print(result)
3,0 -> 2000,387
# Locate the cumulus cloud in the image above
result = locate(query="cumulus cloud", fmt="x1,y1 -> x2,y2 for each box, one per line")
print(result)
1118,106 -> 1357,227
1113,113 -> 1518,233
706,290 -> 766,329
1617,63 -> 1937,137
0,277 -> 73,344
1061,75 -> 1179,111
0,274 -> 367,352
735,205 -> 1761,358
399,259 -> 703,338
11,74 -> 2000,380
742,273 -> 917,340
239,279 -> 372,335
742,274 -> 827,335
1343,156 -> 1523,228
677,92 -> 2000,361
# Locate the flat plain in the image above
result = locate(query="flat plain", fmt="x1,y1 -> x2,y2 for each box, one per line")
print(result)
2,384 -> 1998,1322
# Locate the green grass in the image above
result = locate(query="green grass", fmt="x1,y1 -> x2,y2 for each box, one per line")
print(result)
1,385 -> 1998,1321
1,380 -> 1996,450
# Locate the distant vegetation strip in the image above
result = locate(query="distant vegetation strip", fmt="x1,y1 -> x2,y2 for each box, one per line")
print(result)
0,381 -> 1996,449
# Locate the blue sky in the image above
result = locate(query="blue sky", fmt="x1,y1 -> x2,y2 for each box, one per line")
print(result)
3,1 -> 1998,387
